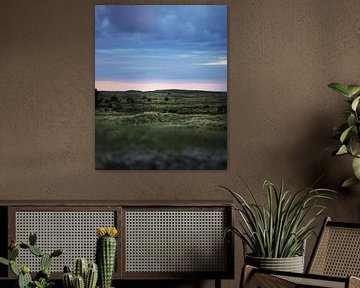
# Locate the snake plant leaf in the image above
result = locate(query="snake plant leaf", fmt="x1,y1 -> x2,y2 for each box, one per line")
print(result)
342,177 -> 360,188
352,157 -> 360,180
347,85 -> 360,97
340,126 -> 353,143
328,83 -> 351,97
351,96 -> 360,111
336,144 -> 348,155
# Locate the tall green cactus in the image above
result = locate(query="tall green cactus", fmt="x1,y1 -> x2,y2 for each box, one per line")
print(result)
96,227 -> 118,288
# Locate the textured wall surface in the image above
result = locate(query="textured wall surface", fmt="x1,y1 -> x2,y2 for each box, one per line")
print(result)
1,0 -> 360,287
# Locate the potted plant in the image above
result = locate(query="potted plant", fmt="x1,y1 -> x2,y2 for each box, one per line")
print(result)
328,83 -> 360,187
0,232 -> 63,288
220,178 -> 334,273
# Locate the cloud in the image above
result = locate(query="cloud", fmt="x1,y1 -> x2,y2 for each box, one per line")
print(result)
197,59 -> 227,66
95,5 -> 227,51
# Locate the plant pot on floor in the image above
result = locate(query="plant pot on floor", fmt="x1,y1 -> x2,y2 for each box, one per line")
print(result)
245,254 -> 304,273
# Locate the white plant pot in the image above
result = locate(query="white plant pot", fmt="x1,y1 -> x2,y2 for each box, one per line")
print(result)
245,254 -> 305,273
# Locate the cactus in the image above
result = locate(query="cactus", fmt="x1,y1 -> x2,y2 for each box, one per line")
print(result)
18,267 -> 32,288
74,275 -> 85,288
29,245 -> 44,257
74,258 -> 88,279
41,253 -> 52,270
85,263 -> 98,288
10,260 -> 20,276
63,273 -> 74,288
63,260 -> 98,288
9,246 -> 19,260
96,227 -> 118,288
29,232 -> 37,246
0,232 -> 63,288
51,248 -> 64,257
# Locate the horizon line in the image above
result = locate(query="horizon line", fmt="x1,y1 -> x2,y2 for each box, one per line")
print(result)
95,80 -> 227,93
95,88 -> 227,93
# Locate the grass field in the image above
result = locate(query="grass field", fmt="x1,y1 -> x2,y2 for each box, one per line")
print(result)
95,89 -> 227,170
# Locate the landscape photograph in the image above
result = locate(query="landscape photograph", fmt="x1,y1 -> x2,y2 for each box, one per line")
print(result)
95,5 -> 227,170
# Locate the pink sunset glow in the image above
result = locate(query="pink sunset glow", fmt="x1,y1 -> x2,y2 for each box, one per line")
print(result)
95,81 -> 227,92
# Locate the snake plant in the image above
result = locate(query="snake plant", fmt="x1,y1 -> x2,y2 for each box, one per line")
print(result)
220,177 -> 335,258
328,83 -> 360,187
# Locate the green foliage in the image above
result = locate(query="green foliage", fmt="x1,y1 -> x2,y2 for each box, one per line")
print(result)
220,177 -> 335,258
329,82 -> 360,187
32,278 -> 54,288
95,90 -> 227,169
0,232 -> 63,288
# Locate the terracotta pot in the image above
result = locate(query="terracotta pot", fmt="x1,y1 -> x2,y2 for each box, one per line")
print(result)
245,254 -> 304,273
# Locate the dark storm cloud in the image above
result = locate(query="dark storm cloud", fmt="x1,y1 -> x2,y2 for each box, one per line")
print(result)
96,5 -> 227,50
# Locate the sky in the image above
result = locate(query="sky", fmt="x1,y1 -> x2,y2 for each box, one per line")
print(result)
95,5 -> 227,92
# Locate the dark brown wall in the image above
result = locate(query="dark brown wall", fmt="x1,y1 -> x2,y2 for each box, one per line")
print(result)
1,0 -> 360,287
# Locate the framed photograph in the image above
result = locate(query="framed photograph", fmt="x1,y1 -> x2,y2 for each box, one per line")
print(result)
95,5 -> 227,170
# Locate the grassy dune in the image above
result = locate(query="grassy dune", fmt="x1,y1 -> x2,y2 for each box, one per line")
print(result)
95,89 -> 227,170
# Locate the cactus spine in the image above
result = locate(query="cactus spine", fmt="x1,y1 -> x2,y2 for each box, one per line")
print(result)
96,227 -> 118,288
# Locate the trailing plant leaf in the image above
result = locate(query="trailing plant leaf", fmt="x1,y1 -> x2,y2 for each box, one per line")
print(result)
342,177 -> 360,188
352,157 -> 360,179
340,126 -> 353,143
351,96 -> 360,111
329,82 -> 360,186
347,85 -> 360,97
328,83 -> 351,97
336,145 -> 348,155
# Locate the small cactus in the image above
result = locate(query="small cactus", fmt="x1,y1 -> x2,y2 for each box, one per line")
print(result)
63,259 -> 98,288
63,272 -> 74,288
85,263 -> 98,288
74,275 -> 85,288
96,227 -> 118,288
74,258 -> 88,279
0,232 -> 63,288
